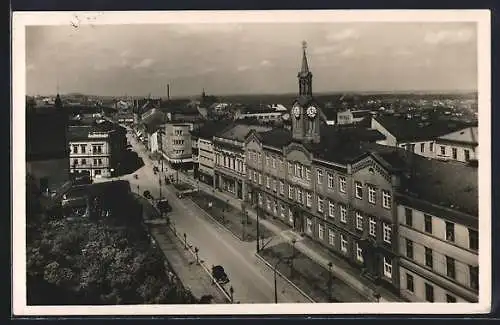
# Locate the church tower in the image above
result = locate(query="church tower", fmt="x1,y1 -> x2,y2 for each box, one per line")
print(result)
292,41 -> 321,144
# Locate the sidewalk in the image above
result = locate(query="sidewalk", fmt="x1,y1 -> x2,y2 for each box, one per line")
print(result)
181,171 -> 404,302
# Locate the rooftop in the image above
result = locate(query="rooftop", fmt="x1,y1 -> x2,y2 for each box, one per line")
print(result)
373,115 -> 472,142
438,126 -> 478,145
217,123 -> 273,142
191,120 -> 233,139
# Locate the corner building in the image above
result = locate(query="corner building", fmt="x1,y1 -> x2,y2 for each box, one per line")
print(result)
243,43 -> 403,293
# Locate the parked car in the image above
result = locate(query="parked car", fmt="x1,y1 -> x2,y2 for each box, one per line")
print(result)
156,199 -> 172,214
211,265 -> 229,285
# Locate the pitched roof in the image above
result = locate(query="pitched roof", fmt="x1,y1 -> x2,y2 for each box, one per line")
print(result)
373,115 -> 472,142
191,120 -> 233,139
217,123 -> 272,142
365,143 -> 478,217
438,126 -> 478,145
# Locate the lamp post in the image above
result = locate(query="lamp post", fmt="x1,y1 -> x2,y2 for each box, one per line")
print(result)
290,238 -> 297,278
158,177 -> 162,199
229,286 -> 234,304
183,233 -> 187,250
255,193 -> 261,252
273,257 -> 288,304
327,261 -> 333,302
241,202 -> 246,241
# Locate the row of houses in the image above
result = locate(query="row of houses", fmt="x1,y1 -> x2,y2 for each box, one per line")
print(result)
132,43 -> 479,303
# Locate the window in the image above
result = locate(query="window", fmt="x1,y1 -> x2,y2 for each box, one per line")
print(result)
174,129 -> 183,136
446,256 -> 456,279
305,167 -> 311,181
317,169 -> 323,184
288,162 -> 293,174
328,229 -> 335,246
464,149 -> 471,162
356,243 -> 364,263
306,218 -> 312,234
266,176 -> 270,188
317,196 -> 324,213
306,192 -> 312,207
73,159 -> 78,166
440,146 -> 446,155
258,173 -> 262,185
327,173 -> 334,189
452,147 -> 458,160
445,221 -> 455,242
469,229 -> 479,250
328,201 -> 335,218
95,169 -> 101,175
93,159 -> 98,165
273,179 -> 277,192
318,224 -> 324,239
248,170 -> 253,180
280,181 -> 285,195
424,214 -> 433,233
369,218 -> 376,237
406,239 -> 413,259
258,193 -> 263,206
72,145 -> 78,154
446,294 -> 457,303
253,171 -> 257,183
223,156 -> 227,167
356,212 -> 363,230
383,223 -> 392,244
339,176 -> 346,193
355,182 -> 363,199
272,157 -> 276,168
340,205 -> 347,223
406,273 -> 414,292
382,190 -> 392,209
81,159 -> 87,165
420,143 -> 425,152
266,156 -> 270,167
405,208 -> 413,227
288,185 -> 294,199
340,235 -> 348,253
383,257 -> 392,278
425,247 -> 433,268
425,283 -> 434,302
297,189 -> 303,204
80,145 -> 86,153
470,266 -> 479,290
368,185 -> 376,204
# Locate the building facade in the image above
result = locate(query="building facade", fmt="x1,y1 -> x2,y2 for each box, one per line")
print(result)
161,123 -> 193,168
26,94 -> 71,194
435,127 -> 478,163
68,120 -> 126,179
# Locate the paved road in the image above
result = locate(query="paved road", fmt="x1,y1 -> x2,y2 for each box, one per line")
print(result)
105,131 -> 312,304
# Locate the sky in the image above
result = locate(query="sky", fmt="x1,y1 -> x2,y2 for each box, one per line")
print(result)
25,22 -> 478,97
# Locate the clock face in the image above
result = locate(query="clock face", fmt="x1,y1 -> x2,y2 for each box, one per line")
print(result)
292,106 -> 301,119
306,106 -> 317,119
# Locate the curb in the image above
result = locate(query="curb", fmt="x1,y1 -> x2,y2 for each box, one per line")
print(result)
139,194 -> 232,303
168,224 -> 232,303
254,253 -> 316,303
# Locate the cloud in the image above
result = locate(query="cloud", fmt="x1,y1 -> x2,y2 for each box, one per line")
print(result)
424,29 -> 474,45
237,65 -> 250,72
132,58 -> 154,69
326,29 -> 359,42
260,60 -> 273,67
338,48 -> 354,57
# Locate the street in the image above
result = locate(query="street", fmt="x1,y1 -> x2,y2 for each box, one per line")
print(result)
106,130 -> 312,304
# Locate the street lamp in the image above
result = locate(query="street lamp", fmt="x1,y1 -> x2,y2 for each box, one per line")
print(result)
327,261 -> 333,302
290,239 -> 297,278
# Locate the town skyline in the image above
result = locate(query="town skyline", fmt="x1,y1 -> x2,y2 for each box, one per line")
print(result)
26,22 -> 478,97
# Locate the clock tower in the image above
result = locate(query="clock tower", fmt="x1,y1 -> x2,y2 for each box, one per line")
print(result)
292,41 -> 321,144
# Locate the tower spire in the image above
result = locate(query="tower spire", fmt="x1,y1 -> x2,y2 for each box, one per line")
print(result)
300,41 -> 310,75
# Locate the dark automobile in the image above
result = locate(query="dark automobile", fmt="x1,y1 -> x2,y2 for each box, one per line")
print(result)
211,265 -> 229,285
156,199 -> 172,214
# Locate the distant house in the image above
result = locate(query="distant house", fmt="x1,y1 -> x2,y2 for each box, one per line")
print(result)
371,115 -> 472,159
337,109 -> 372,125
435,126 -> 478,163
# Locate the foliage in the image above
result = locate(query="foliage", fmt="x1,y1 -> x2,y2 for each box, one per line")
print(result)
26,206 -> 197,305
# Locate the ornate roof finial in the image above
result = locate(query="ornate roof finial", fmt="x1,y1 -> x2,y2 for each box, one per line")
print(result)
302,40 -> 307,51
300,40 -> 310,75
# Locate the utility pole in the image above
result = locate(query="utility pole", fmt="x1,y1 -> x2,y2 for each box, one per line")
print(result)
256,195 -> 260,252
327,261 -> 333,302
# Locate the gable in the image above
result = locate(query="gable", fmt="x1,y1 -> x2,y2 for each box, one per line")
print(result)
351,155 -> 391,184
285,142 -> 312,164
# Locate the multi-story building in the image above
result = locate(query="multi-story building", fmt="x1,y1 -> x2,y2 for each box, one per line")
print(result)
435,126 -> 478,163
26,94 -> 71,194
191,120 -> 232,185
161,123 -> 193,169
371,115 -> 472,160
244,42 -> 404,294
68,118 -> 126,179
396,157 -> 478,302
213,123 -> 272,199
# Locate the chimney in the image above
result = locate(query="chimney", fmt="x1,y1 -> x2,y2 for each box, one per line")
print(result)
167,84 -> 170,101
